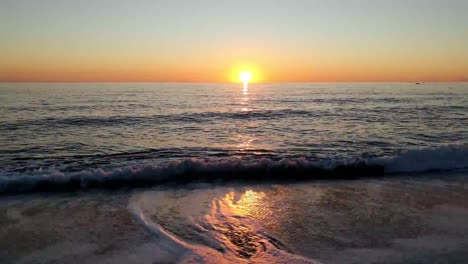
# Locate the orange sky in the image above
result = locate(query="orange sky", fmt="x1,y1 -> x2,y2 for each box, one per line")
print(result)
1,1 -> 467,83
2,55 -> 466,83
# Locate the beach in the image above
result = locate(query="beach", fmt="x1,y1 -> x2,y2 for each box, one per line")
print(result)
0,82 -> 467,263
2,1 -> 468,262
1,172 -> 467,263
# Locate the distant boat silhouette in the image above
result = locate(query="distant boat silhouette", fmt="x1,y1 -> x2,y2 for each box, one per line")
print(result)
415,82 -> 421,85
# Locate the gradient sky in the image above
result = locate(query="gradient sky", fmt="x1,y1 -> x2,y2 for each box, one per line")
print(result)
1,0 -> 467,82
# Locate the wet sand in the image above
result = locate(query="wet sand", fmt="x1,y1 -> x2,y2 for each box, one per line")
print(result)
1,173 -> 467,263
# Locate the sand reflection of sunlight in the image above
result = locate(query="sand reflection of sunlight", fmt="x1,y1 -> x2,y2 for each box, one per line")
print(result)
235,190 -> 267,217
204,189 -> 270,258
219,190 -> 267,218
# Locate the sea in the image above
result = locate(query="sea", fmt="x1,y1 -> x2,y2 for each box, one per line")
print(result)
0,82 -> 467,263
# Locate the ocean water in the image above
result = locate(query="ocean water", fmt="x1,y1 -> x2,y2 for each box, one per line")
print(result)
0,82 -> 466,191
0,82 -> 467,263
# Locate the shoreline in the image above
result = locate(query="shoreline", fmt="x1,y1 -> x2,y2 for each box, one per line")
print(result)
1,173 -> 467,263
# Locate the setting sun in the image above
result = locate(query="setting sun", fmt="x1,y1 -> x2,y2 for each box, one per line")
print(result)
240,71 -> 252,83
229,64 -> 263,83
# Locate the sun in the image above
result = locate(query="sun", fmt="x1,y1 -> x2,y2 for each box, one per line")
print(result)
240,71 -> 252,83
229,64 -> 263,83
226,63 -> 266,84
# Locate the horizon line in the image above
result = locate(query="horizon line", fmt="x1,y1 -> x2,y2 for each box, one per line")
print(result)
1,80 -> 467,84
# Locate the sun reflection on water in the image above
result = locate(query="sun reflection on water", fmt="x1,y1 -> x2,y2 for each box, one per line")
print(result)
207,190 -> 268,219
227,190 -> 267,216
243,82 -> 248,95
237,135 -> 254,151
240,80 -> 250,111
204,189 -> 270,258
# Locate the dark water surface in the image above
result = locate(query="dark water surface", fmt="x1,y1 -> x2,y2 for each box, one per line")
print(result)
0,83 -> 466,192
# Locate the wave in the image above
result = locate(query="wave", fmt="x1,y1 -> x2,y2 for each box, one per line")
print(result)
0,145 -> 466,194
373,144 -> 467,173
3,104 -> 465,131
0,109 -> 322,131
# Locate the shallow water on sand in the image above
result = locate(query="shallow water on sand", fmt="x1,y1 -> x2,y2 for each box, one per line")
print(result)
1,173 -> 467,264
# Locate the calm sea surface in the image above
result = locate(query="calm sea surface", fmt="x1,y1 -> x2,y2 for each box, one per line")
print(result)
1,82 -> 468,263
0,82 -> 466,182
0,83 -> 468,191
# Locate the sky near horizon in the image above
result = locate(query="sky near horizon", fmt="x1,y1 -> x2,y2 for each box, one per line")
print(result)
1,0 -> 467,82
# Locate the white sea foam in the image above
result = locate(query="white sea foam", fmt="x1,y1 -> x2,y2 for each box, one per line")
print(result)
129,191 -> 320,263
372,144 -> 468,173
0,145 -> 466,194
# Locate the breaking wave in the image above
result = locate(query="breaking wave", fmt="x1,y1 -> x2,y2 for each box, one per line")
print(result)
0,145 -> 466,194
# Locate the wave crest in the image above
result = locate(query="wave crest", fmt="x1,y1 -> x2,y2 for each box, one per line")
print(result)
0,145 -> 466,194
